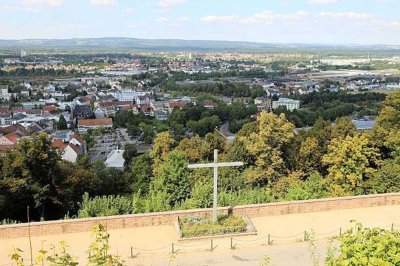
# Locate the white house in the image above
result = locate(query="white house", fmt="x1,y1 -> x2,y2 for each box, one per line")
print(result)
55,134 -> 87,163
0,85 -> 11,100
272,98 -> 300,111
94,107 -> 105,118
62,143 -> 81,163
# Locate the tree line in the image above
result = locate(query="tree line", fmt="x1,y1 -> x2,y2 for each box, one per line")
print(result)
274,91 -> 386,127
1,91 -> 400,223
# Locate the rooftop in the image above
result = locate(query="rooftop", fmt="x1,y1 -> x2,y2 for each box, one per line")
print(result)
105,149 -> 125,169
78,118 -> 113,127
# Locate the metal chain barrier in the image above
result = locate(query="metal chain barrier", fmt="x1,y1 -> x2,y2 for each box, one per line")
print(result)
175,241 -> 210,248
270,232 -> 305,239
314,228 -> 341,236
131,244 -> 170,253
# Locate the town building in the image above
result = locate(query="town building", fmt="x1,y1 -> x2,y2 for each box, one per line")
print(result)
105,149 -> 125,169
73,105 -> 93,119
77,118 -> 113,133
272,98 -> 300,111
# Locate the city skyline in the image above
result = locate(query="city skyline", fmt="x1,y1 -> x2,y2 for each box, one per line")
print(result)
1,0 -> 400,45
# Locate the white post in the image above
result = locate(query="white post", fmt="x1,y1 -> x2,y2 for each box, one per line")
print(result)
213,149 -> 218,223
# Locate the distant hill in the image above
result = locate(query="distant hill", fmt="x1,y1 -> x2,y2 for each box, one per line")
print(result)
0,37 -> 399,53
0,37 -> 270,50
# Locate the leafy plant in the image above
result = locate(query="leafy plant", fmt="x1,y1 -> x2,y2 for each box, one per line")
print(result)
326,222 -> 400,265
87,223 -> 125,266
9,223 -> 124,266
45,241 -> 78,266
10,248 -> 25,266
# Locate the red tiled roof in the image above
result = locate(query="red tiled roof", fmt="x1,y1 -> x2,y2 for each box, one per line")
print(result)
0,124 -> 28,136
52,139 -> 67,150
99,101 -> 132,108
169,101 -> 186,108
81,96 -> 92,103
4,132 -> 19,143
68,143 -> 81,153
43,105 -> 57,112
78,118 -> 113,127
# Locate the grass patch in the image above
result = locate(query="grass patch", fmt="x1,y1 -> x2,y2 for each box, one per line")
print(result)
180,214 -> 247,238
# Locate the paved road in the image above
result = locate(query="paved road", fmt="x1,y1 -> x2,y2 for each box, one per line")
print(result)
119,128 -> 134,144
219,122 -> 234,137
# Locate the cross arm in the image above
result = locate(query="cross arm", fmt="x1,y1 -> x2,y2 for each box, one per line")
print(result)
215,162 -> 244,167
188,162 -> 244,169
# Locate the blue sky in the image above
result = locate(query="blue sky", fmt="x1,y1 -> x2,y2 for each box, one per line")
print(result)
1,0 -> 400,44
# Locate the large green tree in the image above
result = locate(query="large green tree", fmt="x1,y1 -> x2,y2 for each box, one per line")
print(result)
149,131 -> 175,176
323,134 -> 380,196
371,90 -> 400,158
57,114 -> 68,130
240,111 -> 294,186
1,133 -> 64,220
123,144 -> 137,168
130,153 -> 153,195
176,135 -> 211,162
331,116 -> 356,140
151,150 -> 191,207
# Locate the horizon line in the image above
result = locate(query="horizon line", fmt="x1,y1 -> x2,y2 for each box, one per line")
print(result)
0,37 -> 399,48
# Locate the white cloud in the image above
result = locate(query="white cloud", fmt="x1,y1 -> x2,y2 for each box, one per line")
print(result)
319,11 -> 372,20
308,0 -> 339,4
127,24 -> 137,29
178,16 -> 189,22
390,21 -> 400,27
90,0 -> 115,6
156,17 -> 169,22
239,10 -> 309,24
201,15 -> 238,23
22,0 -> 62,6
159,0 -> 186,7
47,0 -> 62,6
0,5 -> 36,12
125,7 -> 135,14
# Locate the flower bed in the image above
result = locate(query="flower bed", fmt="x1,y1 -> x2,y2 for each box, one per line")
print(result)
179,214 -> 248,238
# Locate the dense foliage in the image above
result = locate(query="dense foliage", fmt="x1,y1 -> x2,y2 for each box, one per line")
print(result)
1,91 -> 400,223
114,101 -> 258,142
274,91 -> 386,127
163,80 -> 265,98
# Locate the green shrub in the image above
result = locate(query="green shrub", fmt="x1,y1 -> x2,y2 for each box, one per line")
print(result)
180,214 -> 247,237
218,187 -> 274,207
78,193 -> 133,218
0,219 -> 19,225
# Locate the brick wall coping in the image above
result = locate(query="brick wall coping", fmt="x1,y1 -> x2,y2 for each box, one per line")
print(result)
1,192 -> 399,238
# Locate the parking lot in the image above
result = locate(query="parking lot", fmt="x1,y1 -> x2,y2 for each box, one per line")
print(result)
88,128 -> 151,162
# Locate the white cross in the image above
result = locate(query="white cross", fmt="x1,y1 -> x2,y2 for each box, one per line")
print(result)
188,149 -> 244,223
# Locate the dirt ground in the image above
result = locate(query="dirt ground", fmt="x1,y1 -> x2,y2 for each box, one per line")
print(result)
1,205 -> 400,265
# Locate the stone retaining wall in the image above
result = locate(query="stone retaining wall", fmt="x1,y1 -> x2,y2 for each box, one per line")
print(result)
1,193 -> 400,239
